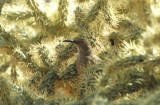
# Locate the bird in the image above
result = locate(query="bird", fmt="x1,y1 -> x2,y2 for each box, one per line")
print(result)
63,38 -> 101,99
52,38 -> 101,99
63,38 -> 101,75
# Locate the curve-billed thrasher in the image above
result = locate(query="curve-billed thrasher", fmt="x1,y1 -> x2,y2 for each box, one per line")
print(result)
63,38 -> 101,74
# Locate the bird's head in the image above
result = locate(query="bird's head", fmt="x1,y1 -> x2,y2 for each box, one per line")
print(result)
63,38 -> 91,53
63,39 -> 85,44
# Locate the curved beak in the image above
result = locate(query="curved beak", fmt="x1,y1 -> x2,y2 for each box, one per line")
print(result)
63,40 -> 74,42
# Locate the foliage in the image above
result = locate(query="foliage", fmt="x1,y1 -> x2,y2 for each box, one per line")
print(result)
0,0 -> 160,105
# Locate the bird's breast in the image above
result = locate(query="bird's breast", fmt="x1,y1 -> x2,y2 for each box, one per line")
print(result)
76,53 -> 97,74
